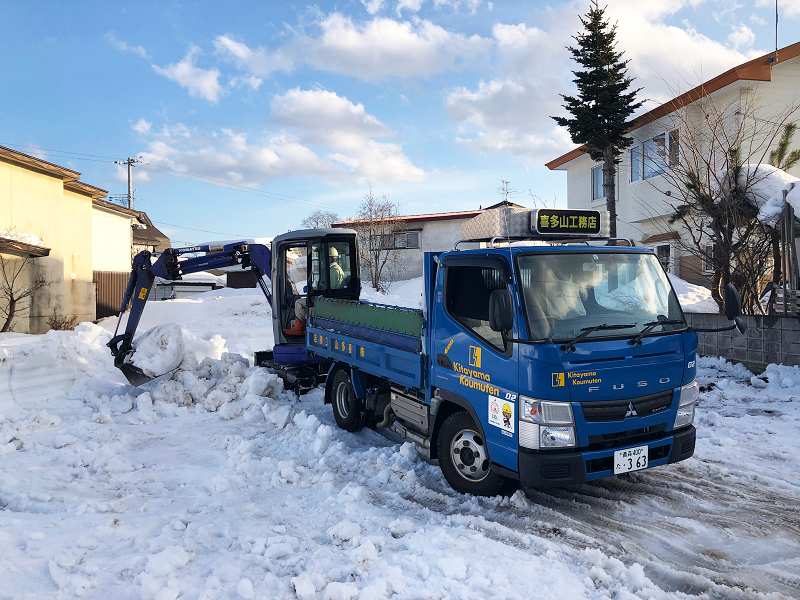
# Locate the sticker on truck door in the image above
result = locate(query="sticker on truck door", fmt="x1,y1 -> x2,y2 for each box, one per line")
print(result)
488,395 -> 514,436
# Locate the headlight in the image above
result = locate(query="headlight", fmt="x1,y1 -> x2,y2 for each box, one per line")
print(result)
674,380 -> 698,429
519,396 -> 575,449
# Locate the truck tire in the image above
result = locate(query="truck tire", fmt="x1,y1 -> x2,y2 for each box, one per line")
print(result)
330,370 -> 365,432
437,411 -> 504,496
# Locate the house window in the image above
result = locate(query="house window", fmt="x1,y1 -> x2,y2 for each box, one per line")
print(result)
631,129 -> 679,182
655,244 -> 672,272
591,165 -> 604,201
377,231 -> 420,249
702,243 -> 716,274
630,146 -> 641,182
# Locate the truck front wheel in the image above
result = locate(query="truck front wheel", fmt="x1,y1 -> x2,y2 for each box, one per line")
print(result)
437,411 -> 504,496
330,369 -> 365,432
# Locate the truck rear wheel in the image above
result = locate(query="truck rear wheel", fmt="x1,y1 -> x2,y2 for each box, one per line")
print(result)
437,411 -> 504,496
330,369 -> 365,432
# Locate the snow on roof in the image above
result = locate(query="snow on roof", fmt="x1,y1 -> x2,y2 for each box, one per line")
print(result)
0,229 -> 44,247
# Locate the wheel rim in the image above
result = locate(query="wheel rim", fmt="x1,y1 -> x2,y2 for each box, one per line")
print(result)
335,381 -> 351,419
450,428 -> 490,482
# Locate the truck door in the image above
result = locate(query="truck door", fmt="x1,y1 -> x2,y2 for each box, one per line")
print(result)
432,255 -> 519,472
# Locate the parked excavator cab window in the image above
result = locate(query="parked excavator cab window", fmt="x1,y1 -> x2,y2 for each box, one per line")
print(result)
310,238 -> 356,296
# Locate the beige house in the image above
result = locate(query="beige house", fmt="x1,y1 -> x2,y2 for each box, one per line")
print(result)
546,41 -> 800,287
0,146 -> 109,333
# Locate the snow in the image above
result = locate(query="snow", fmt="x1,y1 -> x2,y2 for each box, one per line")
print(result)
0,285 -> 798,598
668,273 -> 719,313
0,228 -> 45,247
736,163 -> 800,225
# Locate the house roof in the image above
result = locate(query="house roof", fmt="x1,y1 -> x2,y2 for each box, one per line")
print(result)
92,198 -> 140,217
331,201 -> 525,227
66,180 -> 109,199
0,235 -> 51,257
133,212 -> 171,250
0,145 -> 81,181
0,145 -> 108,197
545,40 -> 800,171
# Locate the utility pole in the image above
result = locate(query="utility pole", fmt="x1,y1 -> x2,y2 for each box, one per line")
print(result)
114,157 -> 147,209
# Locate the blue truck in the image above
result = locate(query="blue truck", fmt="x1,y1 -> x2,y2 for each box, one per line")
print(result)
110,207 -> 745,496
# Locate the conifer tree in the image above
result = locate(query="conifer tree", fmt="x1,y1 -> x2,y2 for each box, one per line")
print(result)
552,1 -> 642,237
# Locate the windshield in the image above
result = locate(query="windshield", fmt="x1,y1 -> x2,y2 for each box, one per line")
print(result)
517,251 -> 684,341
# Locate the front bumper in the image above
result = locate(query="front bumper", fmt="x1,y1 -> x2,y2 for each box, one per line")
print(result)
517,425 -> 696,488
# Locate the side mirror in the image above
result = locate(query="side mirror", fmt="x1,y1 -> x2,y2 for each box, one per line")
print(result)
489,289 -> 514,332
724,284 -> 742,320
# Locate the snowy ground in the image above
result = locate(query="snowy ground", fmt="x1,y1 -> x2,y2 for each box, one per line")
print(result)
1,286 -> 799,599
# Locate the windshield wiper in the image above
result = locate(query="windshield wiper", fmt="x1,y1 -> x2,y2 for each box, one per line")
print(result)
560,323 -> 637,353
628,318 -> 686,346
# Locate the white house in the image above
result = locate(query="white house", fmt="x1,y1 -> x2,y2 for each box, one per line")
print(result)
546,41 -> 800,288
333,202 -> 523,280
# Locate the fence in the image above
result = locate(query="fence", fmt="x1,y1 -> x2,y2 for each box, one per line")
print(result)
93,270 -> 128,319
685,312 -> 800,372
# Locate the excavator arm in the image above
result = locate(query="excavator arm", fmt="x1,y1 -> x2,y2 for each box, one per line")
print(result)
108,241 -> 272,385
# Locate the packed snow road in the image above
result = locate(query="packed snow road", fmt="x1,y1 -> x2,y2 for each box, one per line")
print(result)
1,289 -> 798,599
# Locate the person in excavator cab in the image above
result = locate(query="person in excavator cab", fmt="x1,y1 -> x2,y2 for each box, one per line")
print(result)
283,246 -> 345,336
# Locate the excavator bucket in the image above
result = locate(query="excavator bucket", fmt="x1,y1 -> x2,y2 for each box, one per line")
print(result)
118,362 -> 157,387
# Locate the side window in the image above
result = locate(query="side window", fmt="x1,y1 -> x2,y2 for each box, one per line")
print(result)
284,244 -> 308,295
310,242 -> 326,293
445,265 -> 506,350
327,241 -> 352,290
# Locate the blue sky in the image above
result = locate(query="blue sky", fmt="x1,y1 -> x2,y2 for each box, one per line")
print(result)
1,0 -> 795,244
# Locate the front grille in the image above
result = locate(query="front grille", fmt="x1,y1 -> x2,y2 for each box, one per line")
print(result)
580,390 -> 673,422
587,424 -> 666,450
540,463 -> 571,480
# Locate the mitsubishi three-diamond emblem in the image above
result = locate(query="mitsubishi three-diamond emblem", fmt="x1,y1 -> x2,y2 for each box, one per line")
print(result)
624,402 -> 638,418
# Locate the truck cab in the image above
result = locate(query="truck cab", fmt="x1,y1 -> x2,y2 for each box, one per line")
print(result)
429,243 -> 697,491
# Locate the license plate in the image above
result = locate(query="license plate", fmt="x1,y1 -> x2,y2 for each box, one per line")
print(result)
613,445 -> 649,474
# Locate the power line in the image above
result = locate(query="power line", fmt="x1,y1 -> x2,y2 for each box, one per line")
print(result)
1,140 -> 345,211
151,219 -> 254,238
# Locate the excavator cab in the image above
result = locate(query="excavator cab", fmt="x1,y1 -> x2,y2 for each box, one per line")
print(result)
270,229 -> 359,350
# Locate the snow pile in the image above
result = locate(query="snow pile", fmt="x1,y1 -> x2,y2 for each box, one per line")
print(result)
734,163 -> 800,224
0,228 -> 45,247
1,274 -> 800,598
668,273 -> 718,313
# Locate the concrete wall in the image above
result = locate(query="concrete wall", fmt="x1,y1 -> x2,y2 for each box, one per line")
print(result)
686,312 -> 800,372
92,206 -> 133,272
0,161 -> 96,332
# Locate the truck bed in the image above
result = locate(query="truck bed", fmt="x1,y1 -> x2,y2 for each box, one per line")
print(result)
307,297 -> 426,390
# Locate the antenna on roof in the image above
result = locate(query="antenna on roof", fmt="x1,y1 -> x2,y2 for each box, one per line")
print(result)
768,0 -> 779,65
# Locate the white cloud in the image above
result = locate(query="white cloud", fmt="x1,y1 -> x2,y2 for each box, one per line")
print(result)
213,35 -> 295,77
152,46 -> 225,103
133,89 -> 425,186
132,119 -> 152,134
728,23 -> 755,48
299,14 -> 490,80
363,0 -> 384,14
396,0 -> 424,15
434,0 -> 483,13
229,75 -> 263,90
756,0 -> 800,17
105,33 -> 149,59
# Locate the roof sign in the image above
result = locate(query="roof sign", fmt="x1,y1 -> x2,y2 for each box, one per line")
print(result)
532,209 -> 604,236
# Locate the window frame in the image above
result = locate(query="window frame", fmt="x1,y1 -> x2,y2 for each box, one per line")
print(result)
630,128 -> 680,183
442,262 -> 512,357
591,164 -> 604,202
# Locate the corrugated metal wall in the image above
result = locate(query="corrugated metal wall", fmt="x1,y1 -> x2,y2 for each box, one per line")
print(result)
93,271 -> 128,319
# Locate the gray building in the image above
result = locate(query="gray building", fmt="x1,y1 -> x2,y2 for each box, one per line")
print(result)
333,202 -> 523,280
